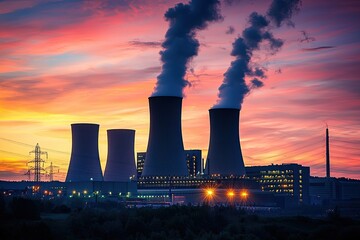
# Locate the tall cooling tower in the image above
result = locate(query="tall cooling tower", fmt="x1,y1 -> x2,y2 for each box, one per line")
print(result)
66,123 -> 103,182
104,129 -> 136,181
205,108 -> 246,176
142,96 -> 188,176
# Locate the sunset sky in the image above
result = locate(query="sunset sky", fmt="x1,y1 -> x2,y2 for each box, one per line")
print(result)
0,0 -> 359,181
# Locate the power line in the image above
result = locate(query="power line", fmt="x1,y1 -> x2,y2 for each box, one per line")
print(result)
330,143 -> 359,151
0,138 -> 33,147
0,149 -> 30,158
331,137 -> 360,145
246,135 -> 323,153
253,140 -> 323,160
0,137 -> 70,155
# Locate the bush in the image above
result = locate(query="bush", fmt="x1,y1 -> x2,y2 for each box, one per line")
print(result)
10,197 -> 40,220
0,195 -> 5,218
52,204 -> 71,213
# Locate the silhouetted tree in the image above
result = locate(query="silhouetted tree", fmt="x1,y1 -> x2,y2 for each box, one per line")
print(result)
0,195 -> 5,219
10,197 -> 40,220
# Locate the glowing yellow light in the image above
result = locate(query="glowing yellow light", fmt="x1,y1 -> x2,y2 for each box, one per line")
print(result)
206,189 -> 214,196
83,190 -> 88,194
227,190 -> 235,197
240,190 -> 248,198
44,190 -> 48,195
72,190 -> 76,194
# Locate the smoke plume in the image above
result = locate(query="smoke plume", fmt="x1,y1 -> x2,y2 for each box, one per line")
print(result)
152,0 -> 222,97
213,0 -> 301,109
267,0 -> 302,27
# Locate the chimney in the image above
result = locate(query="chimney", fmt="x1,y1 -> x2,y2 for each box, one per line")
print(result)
142,96 -> 188,176
104,129 -> 136,181
205,108 -> 246,176
326,127 -> 330,178
66,123 -> 103,182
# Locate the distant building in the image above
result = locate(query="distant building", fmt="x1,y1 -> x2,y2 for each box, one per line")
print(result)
309,177 -> 360,217
137,150 -> 202,177
309,176 -> 360,205
186,150 -> 202,176
0,180 -> 137,199
137,152 -> 146,178
245,164 -> 310,205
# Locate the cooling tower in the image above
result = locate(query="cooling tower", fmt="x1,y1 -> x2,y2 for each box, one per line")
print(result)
142,96 -> 188,176
104,129 -> 136,181
205,108 -> 246,176
66,123 -> 103,182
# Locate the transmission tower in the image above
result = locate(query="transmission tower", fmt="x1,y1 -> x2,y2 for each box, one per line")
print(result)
45,162 -> 60,181
28,143 -> 47,182
24,170 -> 31,181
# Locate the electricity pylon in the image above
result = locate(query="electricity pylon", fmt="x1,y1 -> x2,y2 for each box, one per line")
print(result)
28,143 -> 47,182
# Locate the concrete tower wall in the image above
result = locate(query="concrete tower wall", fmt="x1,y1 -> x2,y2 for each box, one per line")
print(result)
142,96 -> 188,176
66,123 -> 103,182
205,108 -> 246,176
104,129 -> 136,181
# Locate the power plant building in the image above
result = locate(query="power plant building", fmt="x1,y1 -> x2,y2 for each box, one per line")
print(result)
186,150 -> 202,176
137,152 -> 146,178
104,129 -> 136,182
66,123 -> 103,182
246,164 -> 310,205
137,150 -> 202,177
309,177 -> 360,204
142,96 -> 188,176
205,108 -> 246,176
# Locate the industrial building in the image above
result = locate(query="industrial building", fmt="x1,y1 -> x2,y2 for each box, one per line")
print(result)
137,150 -> 202,178
4,93 -> 358,212
0,180 -> 137,199
137,152 -> 146,178
309,176 -> 360,204
309,177 -> 360,217
245,164 -> 310,205
186,150 -> 202,176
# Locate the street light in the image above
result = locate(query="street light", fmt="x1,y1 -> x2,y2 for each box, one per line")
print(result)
227,190 -> 235,206
240,190 -> 248,199
227,190 -> 235,198
204,188 -> 215,205
240,190 -> 248,206
206,189 -> 214,197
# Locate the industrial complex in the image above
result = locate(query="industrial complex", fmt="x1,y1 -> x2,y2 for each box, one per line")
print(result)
1,96 -> 360,216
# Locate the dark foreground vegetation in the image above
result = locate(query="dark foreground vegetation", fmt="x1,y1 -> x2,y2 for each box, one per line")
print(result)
1,196 -> 360,240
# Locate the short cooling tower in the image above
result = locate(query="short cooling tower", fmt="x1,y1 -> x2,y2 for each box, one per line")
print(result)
142,96 -> 188,176
66,123 -> 103,182
104,129 -> 136,181
205,108 -> 246,176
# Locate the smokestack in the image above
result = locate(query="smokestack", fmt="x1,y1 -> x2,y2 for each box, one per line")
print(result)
66,123 -> 103,182
205,108 -> 245,176
104,129 -> 136,182
201,158 -> 204,174
142,96 -> 188,176
326,127 -> 330,178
